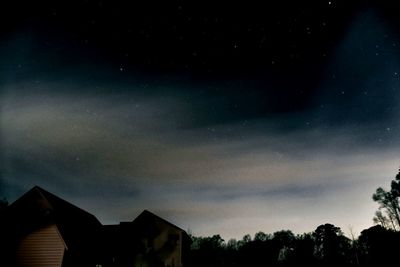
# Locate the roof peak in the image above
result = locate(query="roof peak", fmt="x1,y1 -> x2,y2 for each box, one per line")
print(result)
32,185 -> 46,192
10,185 -> 101,226
135,209 -> 187,234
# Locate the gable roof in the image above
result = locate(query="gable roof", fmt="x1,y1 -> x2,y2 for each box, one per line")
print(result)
10,186 -> 100,221
8,186 -> 102,248
133,210 -> 189,237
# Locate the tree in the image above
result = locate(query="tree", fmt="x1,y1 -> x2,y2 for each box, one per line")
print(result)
313,224 -> 351,267
254,231 -> 270,242
358,225 -> 400,267
236,234 -> 251,249
191,234 -> 225,251
293,233 -> 317,267
390,168 -> 400,197
225,238 -> 238,251
372,167 -> 400,230
272,230 -> 296,266
241,234 -> 252,243
237,232 -> 275,267
372,210 -> 390,229
188,235 -> 225,267
272,230 -> 295,248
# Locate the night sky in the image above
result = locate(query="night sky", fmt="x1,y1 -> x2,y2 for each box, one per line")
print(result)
1,1 -> 400,239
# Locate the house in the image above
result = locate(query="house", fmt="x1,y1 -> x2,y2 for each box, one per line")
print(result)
2,186 -> 190,267
103,210 -> 191,267
132,210 -> 190,267
3,186 -> 104,267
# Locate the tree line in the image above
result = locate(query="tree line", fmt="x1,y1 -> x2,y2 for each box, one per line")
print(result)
188,223 -> 399,267
188,168 -> 400,267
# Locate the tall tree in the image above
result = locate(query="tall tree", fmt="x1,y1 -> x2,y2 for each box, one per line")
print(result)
313,224 -> 351,267
372,167 -> 400,229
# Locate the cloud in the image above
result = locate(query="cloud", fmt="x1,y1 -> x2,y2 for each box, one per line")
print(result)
1,79 -> 400,239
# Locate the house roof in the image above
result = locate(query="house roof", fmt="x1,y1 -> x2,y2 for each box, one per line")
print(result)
8,186 -> 102,249
102,210 -> 190,242
7,186 -> 190,252
133,210 -> 189,238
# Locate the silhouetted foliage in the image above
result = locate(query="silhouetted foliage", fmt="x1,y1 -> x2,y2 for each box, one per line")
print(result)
189,167 -> 400,267
313,224 -> 352,267
189,235 -> 226,267
253,231 -> 270,242
372,167 -> 400,230
187,223 -> 369,267
292,233 -> 317,267
358,225 -> 400,267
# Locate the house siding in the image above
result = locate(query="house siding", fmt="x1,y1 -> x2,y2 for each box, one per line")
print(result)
16,224 -> 66,267
133,214 -> 184,267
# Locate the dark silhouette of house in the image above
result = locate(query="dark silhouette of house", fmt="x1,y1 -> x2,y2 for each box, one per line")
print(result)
2,186 -> 190,267
3,186 -> 103,267
103,210 -> 191,267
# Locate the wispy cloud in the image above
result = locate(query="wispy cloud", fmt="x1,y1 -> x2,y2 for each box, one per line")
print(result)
1,79 -> 399,238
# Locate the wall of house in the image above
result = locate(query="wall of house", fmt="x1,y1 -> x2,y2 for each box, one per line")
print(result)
152,221 -> 183,267
162,231 -> 182,267
16,224 -> 66,267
